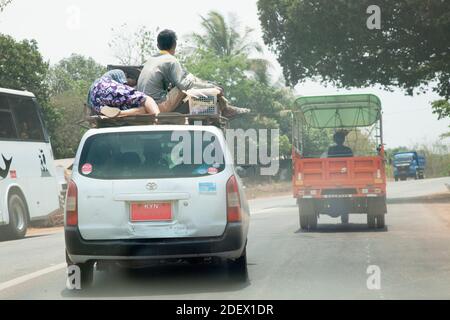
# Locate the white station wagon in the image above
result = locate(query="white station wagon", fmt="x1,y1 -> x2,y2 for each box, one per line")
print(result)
65,124 -> 250,287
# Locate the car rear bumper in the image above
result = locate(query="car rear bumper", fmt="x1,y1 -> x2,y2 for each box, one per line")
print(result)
65,223 -> 246,264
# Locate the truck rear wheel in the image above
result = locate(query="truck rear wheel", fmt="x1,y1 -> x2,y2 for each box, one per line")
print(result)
367,215 -> 376,228
367,197 -> 387,229
376,214 -> 385,229
298,200 -> 317,230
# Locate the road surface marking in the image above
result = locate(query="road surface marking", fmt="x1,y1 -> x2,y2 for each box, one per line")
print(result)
0,263 -> 66,292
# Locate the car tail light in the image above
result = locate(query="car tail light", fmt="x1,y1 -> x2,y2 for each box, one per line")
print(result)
66,180 -> 78,226
226,175 -> 241,222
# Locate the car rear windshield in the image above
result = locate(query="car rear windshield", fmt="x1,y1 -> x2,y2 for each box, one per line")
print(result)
78,130 -> 226,180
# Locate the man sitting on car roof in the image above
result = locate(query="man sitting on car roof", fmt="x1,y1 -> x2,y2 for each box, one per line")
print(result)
137,29 -> 249,118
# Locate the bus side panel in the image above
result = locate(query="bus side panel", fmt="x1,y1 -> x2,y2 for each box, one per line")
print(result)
1,141 -> 60,222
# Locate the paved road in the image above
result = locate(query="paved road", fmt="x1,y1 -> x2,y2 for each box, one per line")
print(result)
0,177 -> 449,299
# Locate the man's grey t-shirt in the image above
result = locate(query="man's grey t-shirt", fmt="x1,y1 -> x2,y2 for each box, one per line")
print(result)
137,53 -> 211,104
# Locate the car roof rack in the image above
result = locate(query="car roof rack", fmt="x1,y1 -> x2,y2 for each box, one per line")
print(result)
85,113 -> 230,129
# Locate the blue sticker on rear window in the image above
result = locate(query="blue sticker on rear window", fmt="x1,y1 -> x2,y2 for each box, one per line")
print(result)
199,182 -> 217,194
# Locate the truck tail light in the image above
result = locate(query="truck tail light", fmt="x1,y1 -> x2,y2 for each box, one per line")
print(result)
226,175 -> 241,222
66,180 -> 78,226
299,189 -> 318,196
362,188 -> 382,194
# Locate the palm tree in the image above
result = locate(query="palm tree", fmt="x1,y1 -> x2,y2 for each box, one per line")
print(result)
191,11 -> 270,84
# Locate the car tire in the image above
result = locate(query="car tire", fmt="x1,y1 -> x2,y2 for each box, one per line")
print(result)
227,248 -> 248,282
341,213 -> 349,224
376,214 -> 385,229
6,193 -> 29,239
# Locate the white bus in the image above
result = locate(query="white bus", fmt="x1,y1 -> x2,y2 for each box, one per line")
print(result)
0,88 -> 61,239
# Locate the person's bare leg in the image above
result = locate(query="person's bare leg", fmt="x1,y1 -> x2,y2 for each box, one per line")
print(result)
117,107 -> 148,117
142,97 -> 160,115
117,97 -> 160,117
158,88 -> 186,113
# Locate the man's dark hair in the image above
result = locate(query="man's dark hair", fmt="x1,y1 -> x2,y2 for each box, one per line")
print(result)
333,131 -> 347,145
157,29 -> 177,51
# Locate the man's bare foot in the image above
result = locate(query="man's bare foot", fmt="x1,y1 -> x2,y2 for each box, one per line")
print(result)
222,105 -> 251,119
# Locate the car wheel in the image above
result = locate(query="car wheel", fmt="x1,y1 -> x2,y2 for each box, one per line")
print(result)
367,215 -> 376,229
376,214 -> 385,229
6,193 -> 29,239
227,248 -> 248,282
79,262 -> 94,288
341,213 -> 349,224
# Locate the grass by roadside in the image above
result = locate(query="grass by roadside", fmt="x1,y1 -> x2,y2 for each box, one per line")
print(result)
244,181 -> 292,200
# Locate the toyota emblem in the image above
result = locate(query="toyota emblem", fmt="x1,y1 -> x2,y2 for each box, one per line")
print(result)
146,182 -> 158,191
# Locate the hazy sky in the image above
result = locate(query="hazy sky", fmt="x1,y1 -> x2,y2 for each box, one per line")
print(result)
1,0 -> 449,148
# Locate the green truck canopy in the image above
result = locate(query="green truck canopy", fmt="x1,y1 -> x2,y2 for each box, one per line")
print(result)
295,94 -> 382,128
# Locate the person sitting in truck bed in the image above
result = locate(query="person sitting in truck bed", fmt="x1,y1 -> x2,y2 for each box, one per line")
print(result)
327,131 -> 353,158
87,69 -> 160,118
137,29 -> 249,118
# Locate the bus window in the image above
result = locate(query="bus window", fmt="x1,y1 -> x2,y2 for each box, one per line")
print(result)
0,111 -> 18,139
9,96 -> 45,141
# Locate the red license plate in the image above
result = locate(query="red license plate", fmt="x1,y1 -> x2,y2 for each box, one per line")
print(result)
130,203 -> 172,222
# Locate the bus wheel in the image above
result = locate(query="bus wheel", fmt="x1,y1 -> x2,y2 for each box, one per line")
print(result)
7,193 -> 29,239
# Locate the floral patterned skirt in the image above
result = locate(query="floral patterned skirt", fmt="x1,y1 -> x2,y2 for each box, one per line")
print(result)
89,78 -> 146,114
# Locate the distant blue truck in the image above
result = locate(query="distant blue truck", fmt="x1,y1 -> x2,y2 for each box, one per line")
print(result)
393,151 -> 426,181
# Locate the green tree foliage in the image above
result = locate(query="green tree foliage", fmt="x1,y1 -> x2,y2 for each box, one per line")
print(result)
191,11 -> 270,84
0,34 -> 49,103
47,53 -> 105,96
0,0 -> 11,12
108,24 -> 157,65
47,54 -> 105,158
257,0 -> 450,98
0,33 -> 59,136
49,90 -> 88,158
